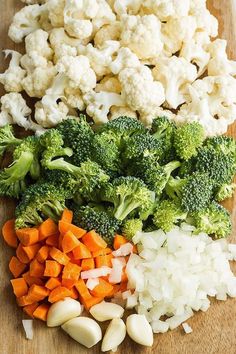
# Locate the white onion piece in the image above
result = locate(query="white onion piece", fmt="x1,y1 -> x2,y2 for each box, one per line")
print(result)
22,320 -> 33,340
182,322 -> 193,334
86,278 -> 99,290
112,243 -> 133,257
109,258 -> 124,284
81,267 -> 112,279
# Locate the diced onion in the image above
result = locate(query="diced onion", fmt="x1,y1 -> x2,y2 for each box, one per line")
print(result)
86,278 -> 100,290
112,243 -> 134,257
81,267 -> 112,279
22,320 -> 33,340
182,323 -> 193,334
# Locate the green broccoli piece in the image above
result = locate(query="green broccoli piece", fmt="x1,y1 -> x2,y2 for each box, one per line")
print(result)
178,158 -> 196,177
174,122 -> 205,161
204,136 -> 236,157
122,218 -> 143,241
102,176 -> 155,221
215,183 -> 236,202
15,182 -> 68,228
124,133 -> 164,161
153,200 -> 187,232
166,172 -> 214,213
0,136 -> 41,198
73,205 -> 121,244
0,124 -> 21,157
192,201 -> 232,239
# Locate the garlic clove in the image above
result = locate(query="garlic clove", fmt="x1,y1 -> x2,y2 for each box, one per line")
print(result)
47,297 -> 82,327
126,314 -> 153,347
90,301 -> 124,322
101,318 -> 126,352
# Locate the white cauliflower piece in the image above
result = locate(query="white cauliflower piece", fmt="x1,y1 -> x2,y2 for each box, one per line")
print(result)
56,55 -> 96,93
84,90 -> 125,124
94,22 -> 121,47
8,4 -> 47,43
114,0 -> 142,16
49,28 -> 82,62
109,105 -> 137,120
143,0 -> 190,21
0,111 -> 14,126
207,39 -> 236,76
190,7 -> 218,37
95,76 -> 121,93
0,50 -> 26,92
0,93 -> 30,129
25,29 -> 53,60
84,40 -> 120,77
119,65 -> 165,114
140,107 -> 175,126
64,87 -> 85,110
110,47 -> 140,75
20,51 -> 48,72
92,0 -> 116,32
152,56 -> 197,109
120,15 -> 163,60
47,0 -> 65,27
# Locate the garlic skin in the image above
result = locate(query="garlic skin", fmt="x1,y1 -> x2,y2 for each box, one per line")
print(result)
126,314 -> 153,347
47,297 -> 82,327
101,318 -> 126,352
89,301 -> 124,322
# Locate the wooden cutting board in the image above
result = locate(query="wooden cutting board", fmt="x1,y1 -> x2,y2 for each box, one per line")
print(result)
0,1 -> 236,353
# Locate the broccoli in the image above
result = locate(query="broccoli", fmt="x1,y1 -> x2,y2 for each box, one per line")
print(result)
15,182 -> 68,228
192,201 -> 232,239
0,124 -> 21,157
173,122 -> 205,161
0,136 -> 41,198
153,200 -> 187,232
178,158 -> 196,177
215,183 -> 236,202
101,176 -> 155,221
73,205 -> 121,244
122,218 -> 143,241
204,136 -> 236,157
165,172 -> 214,213
124,133 -> 164,161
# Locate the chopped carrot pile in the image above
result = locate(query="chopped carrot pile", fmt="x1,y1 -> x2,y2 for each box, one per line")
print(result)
2,209 -> 135,321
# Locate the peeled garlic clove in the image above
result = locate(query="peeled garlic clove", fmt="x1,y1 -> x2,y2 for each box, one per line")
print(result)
61,317 -> 102,348
90,301 -> 124,322
101,318 -> 126,352
47,297 -> 82,327
126,314 -> 153,347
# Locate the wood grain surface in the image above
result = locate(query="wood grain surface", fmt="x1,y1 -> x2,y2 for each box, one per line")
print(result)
0,1 -> 236,353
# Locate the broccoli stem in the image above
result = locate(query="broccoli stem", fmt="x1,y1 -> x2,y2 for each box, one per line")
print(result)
8,151 -> 34,180
114,199 -> 141,220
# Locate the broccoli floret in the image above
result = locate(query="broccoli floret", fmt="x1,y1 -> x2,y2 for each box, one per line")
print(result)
174,122 -> 205,161
0,136 -> 41,198
102,176 -> 155,221
178,158 -> 196,178
42,169 -> 77,198
124,133 -> 164,161
204,136 -> 236,157
215,183 -> 236,202
15,182 -> 68,228
0,124 -> 21,157
166,172 -> 214,213
192,201 -> 232,239
73,205 -> 121,244
153,200 -> 187,232
122,218 -> 143,241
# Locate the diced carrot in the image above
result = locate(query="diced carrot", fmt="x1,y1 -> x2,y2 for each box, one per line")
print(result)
33,303 -> 50,321
95,254 -> 113,268
29,259 -> 45,277
16,243 -> 30,264
46,234 -> 59,247
10,278 -> 28,298
28,284 -> 49,302
61,230 -> 80,253
67,252 -> 81,265
61,209 -> 73,223
23,303 -> 39,318
36,245 -> 50,263
121,269 -> 128,283
113,234 -> 128,250
82,230 -> 107,252
74,279 -> 92,301
59,221 -> 86,238
58,233 -> 63,250
22,244 -> 41,262
50,247 -> 70,265
22,271 -> 44,286
82,296 -> 104,310
16,228 -> 39,246
61,279 -> 77,289
44,260 -> 62,277
62,262 -> 81,280
48,286 -> 71,303
45,277 -> 61,290
90,278 -> 114,298
17,295 -> 35,307
69,287 -> 79,300
2,219 -> 18,248
72,242 -> 92,259
38,218 -> 58,241
81,258 -> 95,271
92,248 -> 112,258
9,256 -> 26,278
105,284 -> 120,298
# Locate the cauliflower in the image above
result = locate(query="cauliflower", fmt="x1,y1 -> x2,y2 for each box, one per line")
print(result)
47,0 -> 65,27
110,47 -> 140,75
8,4 -> 47,43
207,39 -> 236,76
64,87 -> 85,110
56,55 -> 96,93
113,0 -> 142,16
95,76 -> 121,93
92,0 -> 116,32
109,105 -> 137,119
25,29 -> 53,60
120,15 -> 163,60
49,28 -> 82,62
94,22 -> 121,47
84,90 -> 125,123
0,50 -> 26,92
142,0 -> 190,21
190,7 -> 218,37
0,111 -> 13,127
119,65 -> 165,115
152,56 -> 197,109
140,106 -> 175,126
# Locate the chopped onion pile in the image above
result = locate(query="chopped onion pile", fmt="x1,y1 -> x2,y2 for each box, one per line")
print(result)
22,319 -> 33,340
125,225 -> 236,333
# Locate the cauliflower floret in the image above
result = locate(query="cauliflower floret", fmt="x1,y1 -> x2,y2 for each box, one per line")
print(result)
95,76 -> 122,93
119,65 -> 165,114
113,0 -> 142,16
140,106 -> 175,126
25,29 -> 53,60
64,87 -> 85,110
207,39 -> 236,76
8,4 -> 47,43
20,51 -> 48,72
142,0 -> 190,21
152,56 -> 197,109
190,7 -> 218,37
0,111 -> 14,126
110,47 -> 140,75
109,105 -> 137,120
56,55 -> 96,93
92,0 -> 116,32
47,0 -> 65,27
0,50 -> 26,92
120,15 -> 163,60
84,90 -> 125,124
94,22 -> 121,47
